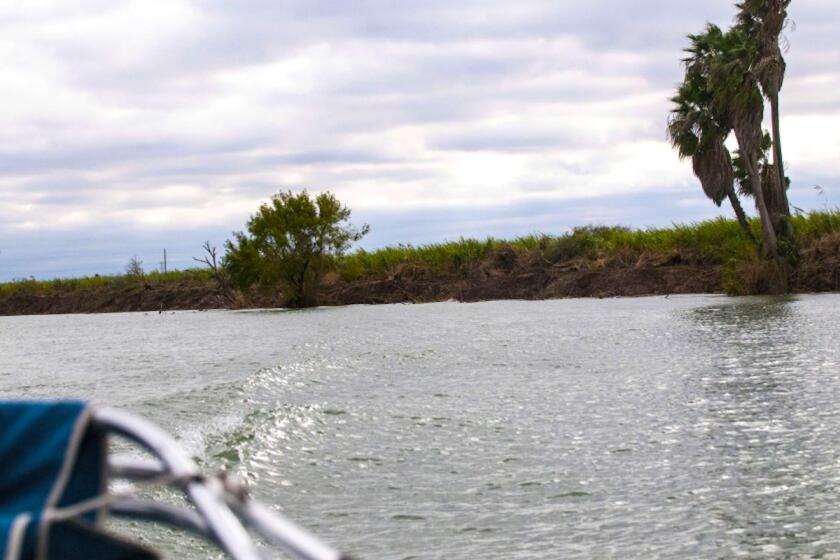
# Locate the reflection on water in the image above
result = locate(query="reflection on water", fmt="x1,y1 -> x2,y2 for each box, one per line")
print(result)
2,295 -> 840,559
684,297 -> 840,557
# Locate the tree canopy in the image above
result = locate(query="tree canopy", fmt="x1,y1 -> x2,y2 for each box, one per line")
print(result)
225,190 -> 369,307
668,0 -> 794,288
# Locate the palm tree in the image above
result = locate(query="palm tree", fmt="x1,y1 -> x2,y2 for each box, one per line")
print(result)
737,0 -> 794,243
668,26 -> 756,243
737,1 -> 789,186
687,24 -> 781,259
670,6 -> 798,290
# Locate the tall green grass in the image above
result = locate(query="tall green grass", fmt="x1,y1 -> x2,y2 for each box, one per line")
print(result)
339,238 -> 500,280
339,210 -> 840,280
3,210 -> 839,297
791,209 -> 840,241
0,268 -> 212,298
339,218 -> 755,280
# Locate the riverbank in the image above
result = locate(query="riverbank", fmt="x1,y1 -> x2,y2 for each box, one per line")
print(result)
0,260 -> 721,316
2,212 -> 839,316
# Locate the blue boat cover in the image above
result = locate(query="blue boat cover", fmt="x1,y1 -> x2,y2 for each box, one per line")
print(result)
1,401 -> 156,559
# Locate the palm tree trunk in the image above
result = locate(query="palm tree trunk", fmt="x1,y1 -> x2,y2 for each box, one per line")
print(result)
768,93 -> 797,280
748,152 -> 791,291
746,155 -> 779,258
733,111 -> 780,259
770,93 -> 791,216
727,188 -> 756,244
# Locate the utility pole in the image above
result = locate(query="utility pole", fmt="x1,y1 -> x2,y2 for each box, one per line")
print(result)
162,248 -> 167,273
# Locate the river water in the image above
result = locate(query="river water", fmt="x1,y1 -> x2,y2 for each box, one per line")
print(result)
2,295 -> 840,559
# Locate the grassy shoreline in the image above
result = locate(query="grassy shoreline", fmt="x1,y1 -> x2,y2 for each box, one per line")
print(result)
2,211 -> 839,315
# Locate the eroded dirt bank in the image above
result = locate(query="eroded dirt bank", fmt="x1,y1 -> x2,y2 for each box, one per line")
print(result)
2,234 -> 839,316
0,278 -> 228,316
0,261 -> 728,316
319,261 -> 721,305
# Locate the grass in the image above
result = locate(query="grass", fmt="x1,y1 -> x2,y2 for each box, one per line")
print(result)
338,210 -> 840,291
0,268 -> 213,298
339,238 -> 500,279
791,209 -> 840,241
339,217 -> 761,281
3,210 -> 839,298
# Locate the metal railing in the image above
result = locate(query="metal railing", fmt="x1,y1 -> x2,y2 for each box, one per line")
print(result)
94,407 -> 347,560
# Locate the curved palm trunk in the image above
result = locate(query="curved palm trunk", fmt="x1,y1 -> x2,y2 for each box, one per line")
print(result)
769,92 -> 796,263
745,153 -> 778,258
770,93 -> 789,215
747,145 -> 790,291
727,188 -> 756,243
766,93 -> 796,281
733,112 -> 779,258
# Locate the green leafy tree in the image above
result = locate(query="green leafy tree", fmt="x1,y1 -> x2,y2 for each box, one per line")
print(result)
225,190 -> 369,308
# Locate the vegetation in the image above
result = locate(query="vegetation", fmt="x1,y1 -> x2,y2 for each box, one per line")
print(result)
341,211 -> 836,283
2,211 -> 839,307
125,255 -> 145,277
224,190 -> 369,308
668,0 -> 794,288
4,2 -> 834,312
193,241 -> 236,305
0,268 -> 213,299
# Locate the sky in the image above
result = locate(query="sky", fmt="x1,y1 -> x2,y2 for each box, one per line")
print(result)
0,0 -> 838,280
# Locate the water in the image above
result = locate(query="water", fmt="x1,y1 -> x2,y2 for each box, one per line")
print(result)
2,295 -> 840,559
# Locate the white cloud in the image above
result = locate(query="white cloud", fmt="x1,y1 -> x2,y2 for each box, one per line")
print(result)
0,0 -> 838,278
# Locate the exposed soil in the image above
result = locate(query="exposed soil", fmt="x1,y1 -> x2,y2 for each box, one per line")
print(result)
0,278 -> 228,316
792,232 -> 840,292
2,235 -> 838,317
0,258 -> 723,316
319,260 -> 722,305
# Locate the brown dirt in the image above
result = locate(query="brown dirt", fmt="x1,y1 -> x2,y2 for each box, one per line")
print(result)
318,256 -> 723,306
0,279 -> 227,316
792,232 -> 840,292
3,234 -> 839,317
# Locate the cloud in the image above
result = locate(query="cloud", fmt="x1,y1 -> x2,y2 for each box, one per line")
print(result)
0,0 -> 839,280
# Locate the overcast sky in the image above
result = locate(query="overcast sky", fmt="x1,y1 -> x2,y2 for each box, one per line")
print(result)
0,0 -> 838,279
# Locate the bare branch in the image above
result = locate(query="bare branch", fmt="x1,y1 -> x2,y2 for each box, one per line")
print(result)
193,241 -> 235,305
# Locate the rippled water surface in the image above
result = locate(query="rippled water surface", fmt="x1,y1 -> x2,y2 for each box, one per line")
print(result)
2,295 -> 840,558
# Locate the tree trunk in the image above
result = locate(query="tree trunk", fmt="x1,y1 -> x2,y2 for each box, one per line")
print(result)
296,257 -> 318,308
733,108 -> 781,261
768,92 -> 796,272
745,154 -> 778,258
770,93 -> 790,216
727,188 -> 756,244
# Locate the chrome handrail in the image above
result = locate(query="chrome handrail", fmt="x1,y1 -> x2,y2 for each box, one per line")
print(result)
94,407 -> 345,560
109,498 -> 210,539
